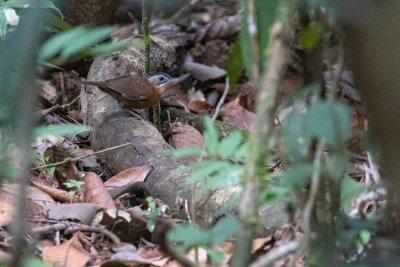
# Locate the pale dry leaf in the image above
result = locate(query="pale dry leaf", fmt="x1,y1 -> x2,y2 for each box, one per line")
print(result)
188,100 -> 215,114
161,85 -> 189,110
183,59 -> 226,81
0,184 -> 55,226
221,99 -> 256,132
193,15 -> 241,43
37,80 -> 59,105
46,203 -> 99,225
104,166 -> 151,189
42,233 -> 91,267
168,123 -> 204,163
31,180 -> 79,203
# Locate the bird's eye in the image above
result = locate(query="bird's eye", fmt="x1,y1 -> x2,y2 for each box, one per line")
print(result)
159,76 -> 165,81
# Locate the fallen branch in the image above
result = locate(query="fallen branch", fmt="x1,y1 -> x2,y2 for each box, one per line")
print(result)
31,142 -> 131,171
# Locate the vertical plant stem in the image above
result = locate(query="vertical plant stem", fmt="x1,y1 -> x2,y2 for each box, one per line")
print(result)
290,141 -> 324,266
2,8 -> 43,266
232,22 -> 291,267
142,0 -> 150,76
142,0 -> 161,130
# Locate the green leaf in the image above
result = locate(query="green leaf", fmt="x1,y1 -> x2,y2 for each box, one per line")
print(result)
359,230 -> 371,245
325,154 -> 350,181
234,142 -> 248,161
219,131 -> 243,159
47,166 -> 55,175
204,164 -> 242,190
206,249 -> 225,264
0,8 -> 7,39
37,59 -> 65,71
253,0 -> 279,72
89,38 -> 141,56
187,161 -> 231,184
34,124 -> 90,140
209,215 -> 237,244
168,216 -> 237,250
168,147 -> 204,158
281,105 -> 311,161
226,39 -> 244,88
203,117 -> 219,155
22,256 -> 49,267
341,176 -> 364,212
307,101 -> 351,148
298,21 -> 324,52
279,164 -> 314,189
63,157 -> 73,163
44,12 -> 71,31
38,26 -> 86,61
60,26 -> 113,60
168,224 -> 209,249
2,0 -> 62,17
0,160 -> 17,179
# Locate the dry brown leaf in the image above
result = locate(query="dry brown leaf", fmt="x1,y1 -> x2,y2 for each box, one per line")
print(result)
252,237 -> 273,253
84,172 -> 116,209
42,232 -> 91,267
161,85 -> 189,110
233,84 -> 256,112
216,239 -> 235,264
137,246 -> 163,260
46,203 -> 99,224
31,180 -> 79,203
167,123 -> 204,163
220,99 -> 255,132
193,15 -> 241,43
37,80 -> 59,105
0,250 -> 12,262
0,184 -> 55,227
104,166 -> 151,189
44,145 -> 80,188
348,113 -> 366,153
188,100 -> 215,114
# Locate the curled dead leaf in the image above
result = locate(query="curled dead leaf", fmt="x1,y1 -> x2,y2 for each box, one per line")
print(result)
220,98 -> 255,132
42,233 -> 91,267
84,172 -> 116,209
167,123 -> 204,163
31,180 -> 79,203
37,80 -> 59,105
104,166 -> 151,189
193,15 -> 241,43
188,100 -> 215,114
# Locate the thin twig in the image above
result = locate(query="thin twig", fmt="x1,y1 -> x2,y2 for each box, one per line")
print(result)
250,241 -> 299,267
212,76 -> 230,121
39,95 -> 80,117
290,141 -> 324,265
64,225 -> 121,245
31,142 -> 131,170
327,33 -> 344,101
160,0 -> 200,26
142,0 -> 150,76
30,222 -> 121,245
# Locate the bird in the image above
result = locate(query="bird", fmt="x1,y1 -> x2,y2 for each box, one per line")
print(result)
79,73 -> 190,110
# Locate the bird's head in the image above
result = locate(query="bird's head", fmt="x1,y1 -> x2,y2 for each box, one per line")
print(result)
148,73 -> 191,92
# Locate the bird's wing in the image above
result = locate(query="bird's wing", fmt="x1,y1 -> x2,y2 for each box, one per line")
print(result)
107,75 -> 156,101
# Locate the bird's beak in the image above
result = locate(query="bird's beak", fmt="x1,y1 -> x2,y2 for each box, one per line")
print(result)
170,73 -> 191,84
